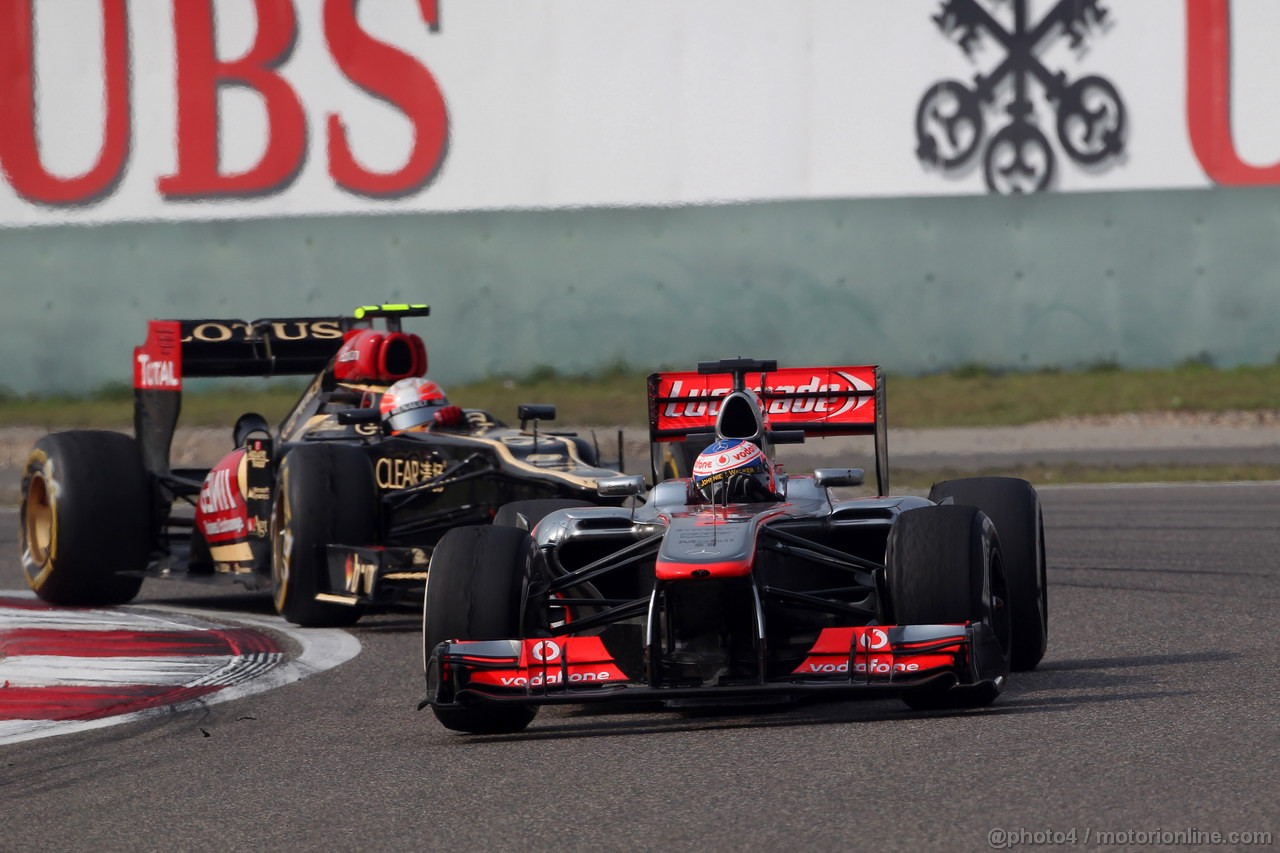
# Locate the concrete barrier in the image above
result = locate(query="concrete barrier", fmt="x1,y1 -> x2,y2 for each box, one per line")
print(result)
1,185 -> 1276,395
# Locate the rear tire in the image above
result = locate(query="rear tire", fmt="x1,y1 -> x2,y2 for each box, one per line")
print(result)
929,477 -> 1047,671
271,444 -> 377,627
423,525 -> 540,734
493,499 -> 593,532
886,505 -> 1010,710
19,431 -> 149,606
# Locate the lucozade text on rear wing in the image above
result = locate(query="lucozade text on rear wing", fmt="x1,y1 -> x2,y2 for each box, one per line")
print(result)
646,360 -> 889,494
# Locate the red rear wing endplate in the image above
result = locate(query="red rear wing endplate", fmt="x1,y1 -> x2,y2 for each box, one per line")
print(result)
130,306 -> 430,479
132,317 -> 349,479
647,364 -> 889,495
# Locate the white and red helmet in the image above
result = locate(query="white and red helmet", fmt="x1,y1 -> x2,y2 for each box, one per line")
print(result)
690,438 -> 778,503
380,377 -> 450,434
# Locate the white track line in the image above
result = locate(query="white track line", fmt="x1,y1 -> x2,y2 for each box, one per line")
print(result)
0,591 -> 361,746
0,655 -> 242,686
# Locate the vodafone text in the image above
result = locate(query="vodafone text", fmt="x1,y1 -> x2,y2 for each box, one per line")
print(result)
499,672 -> 614,687
807,659 -> 920,675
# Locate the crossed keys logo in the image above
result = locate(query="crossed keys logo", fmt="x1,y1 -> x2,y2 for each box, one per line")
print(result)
915,0 -> 1126,194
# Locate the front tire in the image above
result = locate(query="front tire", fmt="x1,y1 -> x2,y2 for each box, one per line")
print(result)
271,444 -> 377,627
423,525 -> 540,734
929,477 -> 1047,671
19,431 -> 149,606
886,505 -> 1010,710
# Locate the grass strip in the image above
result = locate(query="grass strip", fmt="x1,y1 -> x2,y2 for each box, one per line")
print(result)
2,361 -> 1279,429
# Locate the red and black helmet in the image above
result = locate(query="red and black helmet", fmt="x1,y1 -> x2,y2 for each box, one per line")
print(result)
380,377 -> 450,434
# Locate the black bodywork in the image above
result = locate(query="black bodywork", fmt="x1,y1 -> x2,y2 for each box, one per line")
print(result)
132,306 -> 621,607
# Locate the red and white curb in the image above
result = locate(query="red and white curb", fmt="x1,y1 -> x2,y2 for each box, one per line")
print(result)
0,591 -> 360,745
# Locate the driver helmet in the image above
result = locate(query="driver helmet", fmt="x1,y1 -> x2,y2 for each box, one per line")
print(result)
380,377 -> 450,434
690,438 -> 777,503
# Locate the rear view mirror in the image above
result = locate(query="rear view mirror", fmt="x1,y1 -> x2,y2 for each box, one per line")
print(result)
337,408 -> 381,425
814,468 -> 864,488
597,475 -> 646,498
232,412 -> 271,447
517,404 -> 556,430
767,429 -> 806,445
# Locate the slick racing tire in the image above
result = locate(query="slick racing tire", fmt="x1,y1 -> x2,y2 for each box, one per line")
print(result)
886,505 -> 1011,711
493,499 -> 594,532
929,477 -> 1047,671
494,499 -> 606,628
19,431 -> 150,606
423,525 -> 540,734
271,444 -> 377,627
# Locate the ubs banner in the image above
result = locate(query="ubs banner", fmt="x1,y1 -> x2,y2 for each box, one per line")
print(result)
3,0 -> 1280,227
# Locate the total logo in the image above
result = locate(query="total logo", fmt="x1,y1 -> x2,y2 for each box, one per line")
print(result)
135,354 -> 180,389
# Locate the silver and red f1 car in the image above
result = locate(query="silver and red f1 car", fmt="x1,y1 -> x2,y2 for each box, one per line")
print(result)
18,305 -> 623,627
421,358 -> 1048,733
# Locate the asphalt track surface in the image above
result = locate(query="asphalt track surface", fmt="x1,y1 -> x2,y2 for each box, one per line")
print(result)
2,486 -> 1277,852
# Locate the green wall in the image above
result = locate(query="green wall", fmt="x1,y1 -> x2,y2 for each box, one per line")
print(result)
1,186 -> 1276,395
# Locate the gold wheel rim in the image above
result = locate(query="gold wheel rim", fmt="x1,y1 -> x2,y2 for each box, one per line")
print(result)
271,475 -> 292,611
24,474 -> 53,567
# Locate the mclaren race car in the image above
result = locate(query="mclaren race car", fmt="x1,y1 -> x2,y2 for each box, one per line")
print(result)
18,304 -> 624,626
421,358 -> 1048,732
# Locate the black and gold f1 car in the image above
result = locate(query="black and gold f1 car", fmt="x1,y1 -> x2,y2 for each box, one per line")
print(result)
18,305 -> 624,626
421,358 -> 1049,733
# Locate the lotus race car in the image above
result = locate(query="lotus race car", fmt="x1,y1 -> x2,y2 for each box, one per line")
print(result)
18,304 -> 624,626
421,358 -> 1048,732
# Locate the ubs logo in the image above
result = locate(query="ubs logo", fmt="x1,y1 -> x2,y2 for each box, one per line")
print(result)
915,0 -> 1126,194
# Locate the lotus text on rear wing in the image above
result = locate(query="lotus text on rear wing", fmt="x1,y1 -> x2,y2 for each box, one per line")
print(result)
181,321 -> 345,344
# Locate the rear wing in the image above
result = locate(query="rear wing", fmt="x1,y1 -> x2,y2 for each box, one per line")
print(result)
132,305 -> 430,477
133,318 -> 347,387
647,362 -> 889,495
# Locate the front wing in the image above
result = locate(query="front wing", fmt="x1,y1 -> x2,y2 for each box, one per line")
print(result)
423,624 -> 1005,709
312,545 -> 430,608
